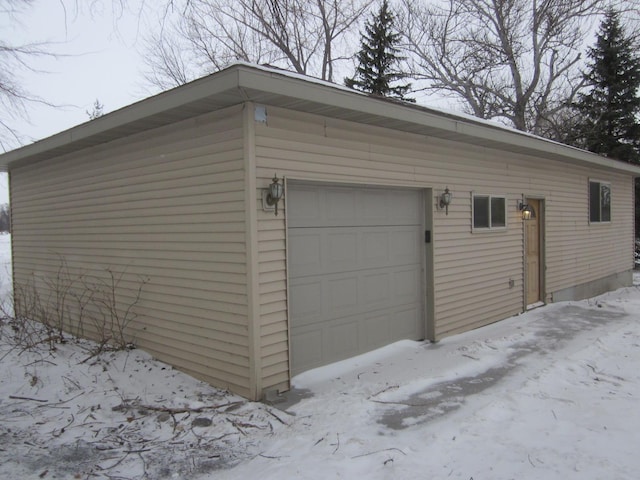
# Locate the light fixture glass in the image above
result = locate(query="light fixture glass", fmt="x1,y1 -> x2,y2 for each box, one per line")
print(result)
439,187 -> 452,215
264,174 -> 284,216
519,202 -> 536,220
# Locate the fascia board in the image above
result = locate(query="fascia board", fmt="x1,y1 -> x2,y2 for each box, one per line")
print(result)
2,63 -> 639,177
0,68 -> 242,170
236,66 -> 640,176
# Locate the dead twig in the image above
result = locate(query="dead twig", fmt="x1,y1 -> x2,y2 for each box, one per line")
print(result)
97,452 -> 129,471
258,453 -> 289,459
368,385 -> 399,399
9,395 -> 47,403
352,448 -> 407,459
78,338 -> 112,364
265,408 -> 290,426
0,344 -> 19,362
228,418 -> 248,436
370,399 -> 430,407
61,375 -> 81,390
52,414 -> 75,437
138,450 -> 149,479
124,448 -> 151,454
25,359 -> 57,367
38,391 -> 85,408
113,400 -> 243,415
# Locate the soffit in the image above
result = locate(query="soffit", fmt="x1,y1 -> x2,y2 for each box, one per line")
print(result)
2,64 -> 639,176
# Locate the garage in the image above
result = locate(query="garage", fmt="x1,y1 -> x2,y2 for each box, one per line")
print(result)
287,182 -> 426,375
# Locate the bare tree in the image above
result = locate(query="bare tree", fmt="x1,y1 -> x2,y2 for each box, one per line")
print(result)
0,0 -> 168,151
143,0 -> 370,89
0,0 -> 123,150
0,0 -> 57,150
142,28 -> 200,91
398,0 -> 604,136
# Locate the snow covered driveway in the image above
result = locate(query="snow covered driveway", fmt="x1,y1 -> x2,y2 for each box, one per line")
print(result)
228,280 -> 640,480
1,262 -> 640,479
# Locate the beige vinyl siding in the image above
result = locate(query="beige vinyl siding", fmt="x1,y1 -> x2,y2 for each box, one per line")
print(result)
257,212 -> 289,392
253,106 -> 634,379
10,105 -> 253,397
544,173 -> 633,294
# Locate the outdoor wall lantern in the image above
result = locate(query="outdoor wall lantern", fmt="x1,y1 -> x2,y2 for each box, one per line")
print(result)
439,187 -> 452,215
518,201 -> 536,220
262,174 -> 284,216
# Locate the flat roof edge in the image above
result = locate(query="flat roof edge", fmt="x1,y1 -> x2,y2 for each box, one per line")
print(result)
2,63 -> 639,176
236,67 -> 640,175
0,67 -> 243,168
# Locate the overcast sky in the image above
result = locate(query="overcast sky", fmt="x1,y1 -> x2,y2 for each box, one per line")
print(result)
7,0 -> 151,143
1,1 -> 614,206
0,1 -> 168,204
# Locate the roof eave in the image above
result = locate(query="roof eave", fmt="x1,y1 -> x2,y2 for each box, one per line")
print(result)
236,68 -> 640,175
2,63 -> 639,176
0,66 -> 244,170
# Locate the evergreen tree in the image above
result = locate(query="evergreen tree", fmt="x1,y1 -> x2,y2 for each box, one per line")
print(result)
571,9 -> 640,163
345,0 -> 413,102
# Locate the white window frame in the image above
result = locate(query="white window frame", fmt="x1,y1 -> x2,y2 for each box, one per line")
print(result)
472,193 -> 508,232
588,179 -> 612,224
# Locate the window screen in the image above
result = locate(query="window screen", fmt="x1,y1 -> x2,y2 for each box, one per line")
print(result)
589,181 -> 611,223
473,194 -> 506,230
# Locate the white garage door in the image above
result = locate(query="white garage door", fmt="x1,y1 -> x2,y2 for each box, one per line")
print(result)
288,183 -> 425,375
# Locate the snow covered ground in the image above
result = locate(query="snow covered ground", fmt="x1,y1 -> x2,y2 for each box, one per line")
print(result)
1,233 -> 640,479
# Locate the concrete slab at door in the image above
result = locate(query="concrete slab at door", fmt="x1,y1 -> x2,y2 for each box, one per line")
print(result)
287,183 -> 424,375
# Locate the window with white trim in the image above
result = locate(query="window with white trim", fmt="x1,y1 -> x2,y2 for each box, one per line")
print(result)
589,180 -> 611,223
473,194 -> 506,230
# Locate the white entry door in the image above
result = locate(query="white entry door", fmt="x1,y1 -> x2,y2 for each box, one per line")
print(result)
287,183 -> 425,375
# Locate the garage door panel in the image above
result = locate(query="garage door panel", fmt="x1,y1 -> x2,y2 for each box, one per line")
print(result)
288,184 -> 422,228
328,276 -> 359,315
287,187 -> 322,225
327,320 -> 359,358
288,232 -> 322,275
390,228 -> 422,264
395,307 -> 422,337
290,305 -> 424,374
291,265 -> 418,322
361,190 -> 391,223
290,227 -> 419,278
326,232 -> 359,271
365,312 -> 392,347
289,183 -> 425,375
326,189 -> 357,223
289,281 -> 322,322
361,272 -> 391,305
361,230 -> 391,266
292,329 -> 323,370
392,190 -> 423,223
394,266 -> 421,301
